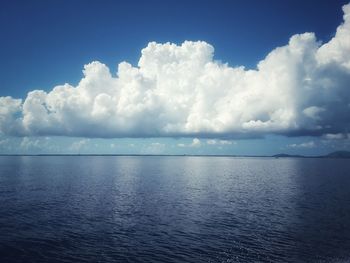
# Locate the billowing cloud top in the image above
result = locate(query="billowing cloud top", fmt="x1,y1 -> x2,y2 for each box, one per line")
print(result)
1,3 -> 350,138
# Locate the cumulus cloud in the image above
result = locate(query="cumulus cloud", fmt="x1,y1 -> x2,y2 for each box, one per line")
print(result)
1,3 -> 350,139
177,138 -> 201,147
190,138 -> 201,147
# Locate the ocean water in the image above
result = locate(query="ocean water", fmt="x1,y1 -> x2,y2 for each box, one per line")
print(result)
0,156 -> 350,263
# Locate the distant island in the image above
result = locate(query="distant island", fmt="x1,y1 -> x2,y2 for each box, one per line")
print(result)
0,151 -> 350,158
322,151 -> 350,158
272,153 -> 305,158
272,151 -> 350,159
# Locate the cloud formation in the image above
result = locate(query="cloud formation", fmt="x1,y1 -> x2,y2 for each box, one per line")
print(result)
177,138 -> 201,148
1,3 -> 350,139
207,139 -> 234,145
69,139 -> 89,151
324,133 -> 350,140
288,141 -> 315,149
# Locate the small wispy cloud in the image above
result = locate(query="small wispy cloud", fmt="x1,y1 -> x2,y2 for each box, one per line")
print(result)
206,139 -> 235,145
110,143 -> 117,148
69,139 -> 89,152
177,138 -> 201,148
20,137 -> 40,150
142,142 -> 166,154
323,133 -> 350,140
288,141 -> 315,148
0,139 -> 9,146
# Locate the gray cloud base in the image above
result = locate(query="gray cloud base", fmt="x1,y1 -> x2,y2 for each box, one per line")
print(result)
1,3 -> 350,139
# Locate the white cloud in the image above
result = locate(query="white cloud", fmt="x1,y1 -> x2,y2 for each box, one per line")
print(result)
0,97 -> 23,136
149,142 -> 165,149
1,3 -> 350,139
69,139 -> 89,152
190,138 -> 201,147
302,106 -> 325,120
288,141 -> 315,148
20,137 -> 40,150
207,139 -> 235,145
317,4 -> 350,69
206,139 -> 217,145
323,133 -> 349,140
177,138 -> 201,147
142,142 -> 166,154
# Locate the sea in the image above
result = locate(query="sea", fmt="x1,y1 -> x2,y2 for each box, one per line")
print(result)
0,156 -> 349,262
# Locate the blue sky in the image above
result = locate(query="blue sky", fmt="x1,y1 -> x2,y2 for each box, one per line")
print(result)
0,0 -> 350,155
1,0 -> 347,98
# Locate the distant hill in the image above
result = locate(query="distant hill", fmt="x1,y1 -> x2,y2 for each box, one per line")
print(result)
271,151 -> 350,159
324,151 -> 350,158
272,153 -> 305,158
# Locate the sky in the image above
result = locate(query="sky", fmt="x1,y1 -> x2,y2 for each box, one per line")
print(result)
0,0 -> 350,155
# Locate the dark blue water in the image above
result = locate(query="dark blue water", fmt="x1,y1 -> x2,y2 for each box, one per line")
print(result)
0,156 -> 350,262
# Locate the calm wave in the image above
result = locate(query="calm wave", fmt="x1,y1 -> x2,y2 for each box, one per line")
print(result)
0,156 -> 350,262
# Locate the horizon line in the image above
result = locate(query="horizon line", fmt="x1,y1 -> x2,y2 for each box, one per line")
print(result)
0,151 -> 349,158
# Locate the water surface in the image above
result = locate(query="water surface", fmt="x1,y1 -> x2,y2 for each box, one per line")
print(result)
0,156 -> 350,262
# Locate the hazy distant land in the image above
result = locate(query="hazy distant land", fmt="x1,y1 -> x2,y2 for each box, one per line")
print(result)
1,151 -> 349,158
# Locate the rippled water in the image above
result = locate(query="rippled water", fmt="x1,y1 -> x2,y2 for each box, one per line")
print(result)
0,156 -> 350,262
